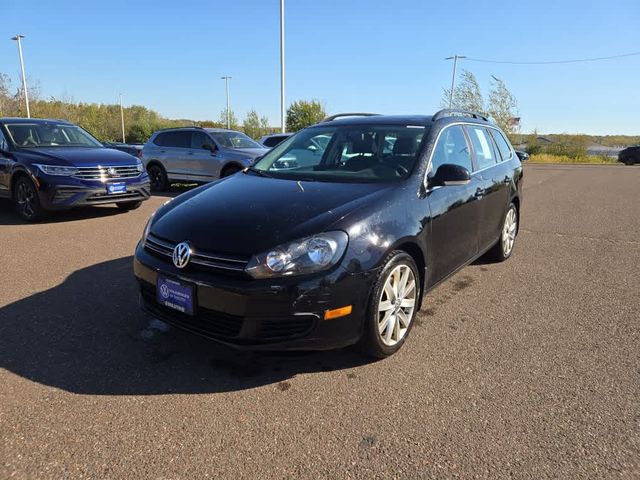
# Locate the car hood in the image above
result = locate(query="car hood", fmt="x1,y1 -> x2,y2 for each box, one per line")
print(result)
225,147 -> 269,159
151,172 -> 394,256
16,147 -> 138,167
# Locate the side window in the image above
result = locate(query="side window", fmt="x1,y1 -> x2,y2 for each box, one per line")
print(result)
161,131 -> 191,148
430,125 -> 472,174
489,129 -> 513,161
467,126 -> 497,170
0,128 -> 8,150
153,133 -> 167,146
191,131 -> 211,149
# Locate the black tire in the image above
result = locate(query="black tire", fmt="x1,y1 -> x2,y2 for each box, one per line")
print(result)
116,200 -> 143,211
487,203 -> 518,262
359,251 -> 420,359
147,164 -> 169,191
13,175 -> 45,222
221,164 -> 242,177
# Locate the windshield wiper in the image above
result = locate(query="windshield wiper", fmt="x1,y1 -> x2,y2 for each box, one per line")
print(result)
245,166 -> 273,178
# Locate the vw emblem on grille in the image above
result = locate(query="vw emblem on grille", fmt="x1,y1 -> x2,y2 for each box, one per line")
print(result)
107,167 -> 117,177
172,242 -> 191,269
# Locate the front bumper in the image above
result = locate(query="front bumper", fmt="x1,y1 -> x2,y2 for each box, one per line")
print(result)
133,242 -> 378,351
35,172 -> 151,210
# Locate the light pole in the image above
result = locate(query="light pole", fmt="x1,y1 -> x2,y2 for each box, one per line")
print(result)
445,55 -> 466,108
221,76 -> 231,128
11,34 -> 30,118
279,0 -> 286,133
119,93 -> 126,143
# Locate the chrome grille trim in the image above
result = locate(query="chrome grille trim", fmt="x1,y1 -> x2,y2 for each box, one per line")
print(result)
144,234 -> 250,272
73,165 -> 141,180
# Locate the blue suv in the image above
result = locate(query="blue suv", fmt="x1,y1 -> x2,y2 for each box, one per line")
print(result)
0,118 -> 150,221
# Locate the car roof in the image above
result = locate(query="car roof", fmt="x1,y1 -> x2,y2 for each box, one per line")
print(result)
314,111 -> 493,128
0,117 -> 74,125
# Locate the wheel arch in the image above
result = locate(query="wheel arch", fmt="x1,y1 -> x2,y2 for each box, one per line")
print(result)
392,241 -> 426,311
220,161 -> 244,177
9,168 -> 36,199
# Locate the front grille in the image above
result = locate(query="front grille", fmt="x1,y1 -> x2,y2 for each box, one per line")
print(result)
145,233 -> 250,274
256,316 -> 315,340
73,165 -> 141,180
140,283 -> 243,339
87,191 -> 145,202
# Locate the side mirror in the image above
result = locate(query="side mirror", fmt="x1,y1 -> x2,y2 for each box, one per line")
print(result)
516,150 -> 529,162
202,143 -> 217,154
431,164 -> 471,187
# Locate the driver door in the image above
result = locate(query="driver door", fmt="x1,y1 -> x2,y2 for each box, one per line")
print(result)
0,128 -> 11,196
424,125 -> 482,286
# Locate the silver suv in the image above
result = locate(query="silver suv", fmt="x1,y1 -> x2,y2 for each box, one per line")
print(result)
141,127 -> 268,191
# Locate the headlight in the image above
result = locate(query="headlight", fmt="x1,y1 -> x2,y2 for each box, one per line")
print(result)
136,158 -> 144,173
245,231 -> 348,279
142,213 -> 154,242
33,164 -> 79,176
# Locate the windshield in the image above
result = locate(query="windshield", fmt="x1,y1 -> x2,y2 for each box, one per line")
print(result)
5,123 -> 103,148
252,124 -> 427,183
209,131 -> 263,149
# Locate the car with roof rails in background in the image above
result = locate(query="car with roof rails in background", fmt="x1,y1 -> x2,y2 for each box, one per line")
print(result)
134,110 -> 523,358
258,133 -> 292,149
140,126 -> 269,191
0,117 -> 150,222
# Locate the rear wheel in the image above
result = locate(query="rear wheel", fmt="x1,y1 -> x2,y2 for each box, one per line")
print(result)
13,176 -> 45,222
147,164 -> 169,191
360,251 -> 420,358
488,203 -> 518,261
116,201 -> 143,211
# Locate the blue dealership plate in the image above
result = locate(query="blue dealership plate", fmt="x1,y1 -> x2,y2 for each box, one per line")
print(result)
156,276 -> 195,315
107,182 -> 127,194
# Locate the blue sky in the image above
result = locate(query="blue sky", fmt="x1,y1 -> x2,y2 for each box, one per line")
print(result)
2,0 -> 639,134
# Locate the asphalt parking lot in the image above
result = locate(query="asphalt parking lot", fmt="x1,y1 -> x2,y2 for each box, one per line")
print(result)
1,164 -> 639,479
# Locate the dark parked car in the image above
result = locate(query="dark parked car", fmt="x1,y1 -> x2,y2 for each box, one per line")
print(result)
134,110 -> 523,358
259,133 -> 292,148
141,127 -> 268,191
0,118 -> 150,221
618,146 -> 640,165
103,142 -> 144,157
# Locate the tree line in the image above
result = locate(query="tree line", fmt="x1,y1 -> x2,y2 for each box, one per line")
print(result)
0,72 -> 327,144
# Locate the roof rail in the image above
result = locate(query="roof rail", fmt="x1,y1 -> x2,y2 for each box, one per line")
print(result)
321,112 -> 381,122
432,109 -> 489,122
156,125 -> 204,132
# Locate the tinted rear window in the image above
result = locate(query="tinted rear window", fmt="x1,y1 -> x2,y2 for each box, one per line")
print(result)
489,129 -> 513,161
154,131 -> 191,148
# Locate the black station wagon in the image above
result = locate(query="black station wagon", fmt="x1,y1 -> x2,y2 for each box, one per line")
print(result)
134,110 -> 523,358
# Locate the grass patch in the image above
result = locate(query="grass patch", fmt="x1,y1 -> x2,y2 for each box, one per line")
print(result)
529,154 -> 618,165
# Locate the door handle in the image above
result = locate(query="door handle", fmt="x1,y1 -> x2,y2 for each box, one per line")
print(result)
187,151 -> 194,156
503,176 -> 510,185
474,187 -> 484,198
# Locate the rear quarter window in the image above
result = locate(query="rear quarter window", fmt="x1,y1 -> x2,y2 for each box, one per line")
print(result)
489,129 -> 514,161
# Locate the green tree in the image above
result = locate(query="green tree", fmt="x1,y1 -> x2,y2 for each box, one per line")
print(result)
286,99 -> 326,132
441,70 -> 484,113
487,76 -> 518,137
242,109 -> 274,139
219,109 -> 239,130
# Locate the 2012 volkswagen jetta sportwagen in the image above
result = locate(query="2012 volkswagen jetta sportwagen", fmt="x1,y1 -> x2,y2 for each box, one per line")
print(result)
134,110 -> 523,358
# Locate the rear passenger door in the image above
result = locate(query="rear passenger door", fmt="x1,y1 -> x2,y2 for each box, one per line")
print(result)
465,125 -> 510,251
0,128 -> 11,195
158,131 -> 197,180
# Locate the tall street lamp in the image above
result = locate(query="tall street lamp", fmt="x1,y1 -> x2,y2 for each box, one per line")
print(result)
11,34 -> 30,118
119,93 -> 126,143
445,55 -> 466,108
221,76 -> 231,128
280,0 -> 286,133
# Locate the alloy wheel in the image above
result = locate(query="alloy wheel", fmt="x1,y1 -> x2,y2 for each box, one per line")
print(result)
377,264 -> 417,346
502,207 -> 517,256
16,181 -> 36,219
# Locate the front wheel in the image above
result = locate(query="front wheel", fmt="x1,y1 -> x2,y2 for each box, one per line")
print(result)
488,203 -> 518,261
360,251 -> 420,358
14,176 -> 45,222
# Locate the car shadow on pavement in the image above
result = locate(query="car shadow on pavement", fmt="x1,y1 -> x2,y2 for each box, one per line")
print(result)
0,199 -> 126,225
0,256 -> 371,395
